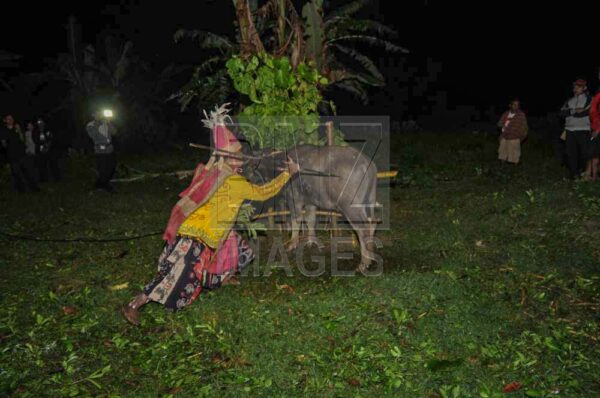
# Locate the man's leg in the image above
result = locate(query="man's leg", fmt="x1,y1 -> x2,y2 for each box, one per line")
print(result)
96,153 -> 116,191
576,130 -> 591,176
565,131 -> 579,179
49,150 -> 61,181
38,154 -> 49,182
592,158 -> 599,180
22,157 -> 39,192
95,154 -> 106,189
104,153 -> 116,191
9,162 -> 26,192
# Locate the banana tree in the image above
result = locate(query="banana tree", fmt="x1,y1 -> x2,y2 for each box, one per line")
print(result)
57,19 -> 179,147
303,0 -> 408,103
170,0 -> 304,112
175,0 -> 405,114
169,29 -> 237,112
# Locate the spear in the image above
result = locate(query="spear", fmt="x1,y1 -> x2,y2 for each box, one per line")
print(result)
188,143 -> 338,177
189,143 -> 287,160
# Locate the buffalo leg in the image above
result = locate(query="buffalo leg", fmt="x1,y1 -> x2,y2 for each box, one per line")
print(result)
304,205 -> 322,247
286,193 -> 304,252
343,206 -> 372,273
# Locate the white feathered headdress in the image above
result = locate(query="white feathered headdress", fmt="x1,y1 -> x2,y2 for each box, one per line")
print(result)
201,103 -> 234,130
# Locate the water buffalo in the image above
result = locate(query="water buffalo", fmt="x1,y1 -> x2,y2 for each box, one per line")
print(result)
244,144 -> 378,271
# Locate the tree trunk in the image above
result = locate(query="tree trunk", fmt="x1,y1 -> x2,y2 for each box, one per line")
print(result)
233,0 -> 265,57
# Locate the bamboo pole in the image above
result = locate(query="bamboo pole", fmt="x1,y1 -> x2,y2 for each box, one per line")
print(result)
267,207 -> 275,229
326,121 -> 339,237
377,170 -> 399,179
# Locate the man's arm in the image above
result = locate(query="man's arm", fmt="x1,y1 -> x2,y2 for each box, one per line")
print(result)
560,100 -> 572,117
497,112 -> 507,128
573,95 -> 592,118
109,122 -> 118,137
86,121 -> 97,139
520,114 -> 529,139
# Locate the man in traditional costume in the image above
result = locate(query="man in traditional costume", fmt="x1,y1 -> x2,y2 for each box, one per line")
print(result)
122,104 -> 299,325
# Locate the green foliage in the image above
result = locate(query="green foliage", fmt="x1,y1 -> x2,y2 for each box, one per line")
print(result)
170,29 -> 236,112
226,53 -> 339,149
235,203 -> 267,240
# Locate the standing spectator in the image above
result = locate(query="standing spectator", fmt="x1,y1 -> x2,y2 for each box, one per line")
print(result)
0,115 -> 39,192
24,121 -> 36,157
497,99 -> 528,164
586,85 -> 600,180
86,110 -> 117,192
561,79 -> 592,179
35,118 -> 61,182
24,121 -> 38,180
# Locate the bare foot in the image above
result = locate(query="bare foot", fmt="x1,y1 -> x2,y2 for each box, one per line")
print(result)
122,304 -> 140,326
221,275 -> 240,286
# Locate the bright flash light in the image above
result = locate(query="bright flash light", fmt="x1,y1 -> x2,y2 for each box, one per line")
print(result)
103,109 -> 114,118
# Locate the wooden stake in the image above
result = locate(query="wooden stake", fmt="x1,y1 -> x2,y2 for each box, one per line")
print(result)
326,121 -> 339,237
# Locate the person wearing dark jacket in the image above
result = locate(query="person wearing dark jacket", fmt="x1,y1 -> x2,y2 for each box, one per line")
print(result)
35,118 -> 61,182
0,115 -> 39,192
497,99 -> 528,164
86,111 -> 117,192
560,79 -> 592,179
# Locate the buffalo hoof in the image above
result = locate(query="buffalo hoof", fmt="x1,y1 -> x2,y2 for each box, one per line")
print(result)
286,240 -> 300,252
305,237 -> 324,249
356,263 -> 370,274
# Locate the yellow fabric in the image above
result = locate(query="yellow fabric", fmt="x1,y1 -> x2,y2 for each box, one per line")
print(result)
177,171 -> 291,248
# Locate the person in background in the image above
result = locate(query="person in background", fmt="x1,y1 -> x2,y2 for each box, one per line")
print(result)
586,84 -> 600,180
0,115 -> 39,192
86,111 -> 117,192
35,118 -> 61,182
497,99 -> 528,164
23,121 -> 39,181
24,121 -> 36,157
561,79 -> 592,179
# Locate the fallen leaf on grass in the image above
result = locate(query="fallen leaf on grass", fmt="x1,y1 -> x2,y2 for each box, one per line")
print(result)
296,354 -> 307,363
115,250 -> 129,259
109,283 -> 129,291
276,284 -> 295,293
467,356 -> 479,364
347,378 -> 361,387
62,306 -> 78,315
503,381 -> 522,393
211,353 -> 227,364
166,387 -> 183,394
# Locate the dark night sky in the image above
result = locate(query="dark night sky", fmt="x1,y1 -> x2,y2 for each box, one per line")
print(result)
1,0 -> 598,117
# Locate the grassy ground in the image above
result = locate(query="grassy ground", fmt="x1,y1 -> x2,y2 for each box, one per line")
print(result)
1,132 -> 599,397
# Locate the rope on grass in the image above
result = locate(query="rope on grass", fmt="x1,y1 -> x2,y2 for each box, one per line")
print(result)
0,230 -> 163,243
